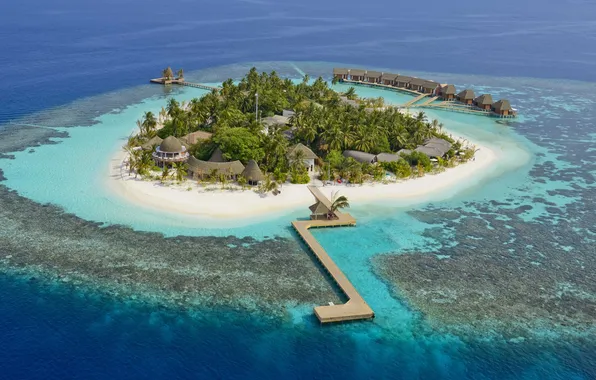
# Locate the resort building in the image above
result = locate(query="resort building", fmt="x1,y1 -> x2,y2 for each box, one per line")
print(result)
349,69 -> 366,82
287,143 -> 318,172
414,137 -> 452,158
309,197 -> 333,220
365,71 -> 382,84
474,94 -> 494,110
209,147 -> 225,162
333,68 -> 349,80
375,153 -> 401,163
420,81 -> 439,94
438,84 -> 457,100
492,99 -> 513,116
152,136 -> 189,167
381,73 -> 398,86
261,114 -> 290,133
408,78 -> 427,92
187,156 -> 245,180
342,150 -> 376,164
456,89 -> 476,105
395,75 -> 413,88
242,160 -> 264,185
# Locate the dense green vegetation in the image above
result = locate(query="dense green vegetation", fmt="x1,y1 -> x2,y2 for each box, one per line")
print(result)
129,67 -> 474,184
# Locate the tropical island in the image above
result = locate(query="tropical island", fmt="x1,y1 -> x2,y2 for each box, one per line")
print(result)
112,67 -> 484,218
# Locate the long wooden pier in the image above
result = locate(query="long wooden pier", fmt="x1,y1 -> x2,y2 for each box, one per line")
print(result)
150,78 -> 221,92
292,186 -> 374,324
402,93 -> 429,108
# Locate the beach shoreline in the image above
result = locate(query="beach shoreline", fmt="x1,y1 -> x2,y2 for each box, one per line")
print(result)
105,131 -> 499,220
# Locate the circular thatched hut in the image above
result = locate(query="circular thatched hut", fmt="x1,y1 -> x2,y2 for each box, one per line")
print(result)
152,136 -> 189,167
242,159 -> 264,185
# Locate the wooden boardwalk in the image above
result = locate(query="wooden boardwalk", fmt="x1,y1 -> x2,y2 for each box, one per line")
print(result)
341,79 -> 421,95
413,96 -> 439,107
292,186 -> 374,324
402,93 -> 429,108
150,78 -> 221,91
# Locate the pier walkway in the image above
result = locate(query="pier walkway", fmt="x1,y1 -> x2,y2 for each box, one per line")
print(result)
292,186 -> 374,324
150,78 -> 221,92
401,93 -> 429,108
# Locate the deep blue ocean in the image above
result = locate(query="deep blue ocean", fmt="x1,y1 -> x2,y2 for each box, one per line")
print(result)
1,0 -> 596,379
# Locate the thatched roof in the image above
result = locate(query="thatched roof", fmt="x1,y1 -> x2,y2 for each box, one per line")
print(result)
492,99 -> 512,112
159,136 -> 184,153
415,138 -> 452,158
457,89 -> 475,100
474,94 -> 494,106
441,84 -> 456,95
421,81 -> 438,90
242,160 -> 264,182
187,156 -> 245,176
365,70 -> 382,78
397,149 -> 412,156
395,75 -> 413,83
288,143 -> 318,160
350,69 -> 366,76
209,147 -> 225,162
409,78 -> 427,87
309,201 -> 330,215
424,137 -> 452,149
333,68 -> 349,75
381,73 -> 398,81
140,136 -> 163,150
182,130 -> 212,145
415,145 -> 445,158
375,153 -> 401,163
262,115 -> 290,127
343,150 -> 376,163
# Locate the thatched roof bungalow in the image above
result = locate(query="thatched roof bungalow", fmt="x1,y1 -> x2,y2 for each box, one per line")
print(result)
492,99 -> 513,116
333,68 -> 349,80
242,159 -> 264,185
395,75 -> 413,88
152,136 -> 189,167
375,153 -> 401,163
456,89 -> 475,105
187,156 -> 245,179
381,73 -> 398,86
140,136 -> 163,150
365,70 -> 382,84
288,143 -> 318,172
408,78 -> 427,92
343,150 -> 376,164
181,130 -> 212,146
420,81 -> 439,94
439,84 -> 457,100
474,94 -> 494,110
349,69 -> 366,81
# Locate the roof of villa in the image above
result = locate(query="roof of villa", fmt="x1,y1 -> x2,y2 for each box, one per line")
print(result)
366,70 -> 382,78
397,149 -> 413,156
409,78 -> 427,86
287,143 -> 318,160
421,81 -> 439,89
424,137 -> 452,148
309,201 -> 331,215
492,99 -> 512,112
457,89 -> 476,100
395,75 -> 413,83
261,115 -> 290,127
242,160 -> 264,182
415,145 -> 445,158
187,156 -> 245,176
350,69 -> 366,76
182,130 -> 213,145
159,136 -> 184,153
474,94 -> 494,105
333,68 -> 349,75
342,150 -> 376,163
375,153 -> 402,163
208,147 -> 225,162
381,73 -> 398,80
442,84 -> 457,95
141,136 -> 163,150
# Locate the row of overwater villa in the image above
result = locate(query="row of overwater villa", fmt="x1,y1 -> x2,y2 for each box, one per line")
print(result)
333,68 -> 517,118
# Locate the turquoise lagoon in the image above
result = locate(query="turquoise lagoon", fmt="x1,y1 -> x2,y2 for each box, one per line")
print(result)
1,62 -> 595,378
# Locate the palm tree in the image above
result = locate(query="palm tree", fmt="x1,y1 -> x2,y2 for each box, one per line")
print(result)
330,191 -> 350,215
345,87 -> 357,100
161,165 -> 170,183
331,76 -> 339,85
259,174 -> 278,194
173,162 -> 187,182
141,111 -> 157,137
163,67 -> 174,80
177,68 -> 184,80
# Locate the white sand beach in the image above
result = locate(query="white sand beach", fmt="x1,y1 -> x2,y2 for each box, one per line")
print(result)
106,135 -> 499,220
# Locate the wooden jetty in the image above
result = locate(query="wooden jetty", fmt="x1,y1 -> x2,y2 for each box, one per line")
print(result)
342,79 -> 420,95
402,93 -> 429,108
292,186 -> 374,324
150,78 -> 221,92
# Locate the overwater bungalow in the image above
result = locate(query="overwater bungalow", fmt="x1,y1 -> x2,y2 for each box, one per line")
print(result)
349,69 -> 366,82
309,199 -> 333,220
421,81 -> 439,94
152,136 -> 189,167
408,78 -> 427,92
187,156 -> 245,180
333,68 -> 349,80
342,150 -> 376,164
287,143 -> 318,172
492,99 -> 513,116
395,75 -> 413,88
381,73 -> 398,86
242,159 -> 264,185
365,71 -> 382,84
438,84 -> 457,100
456,89 -> 475,105
474,94 -> 494,110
